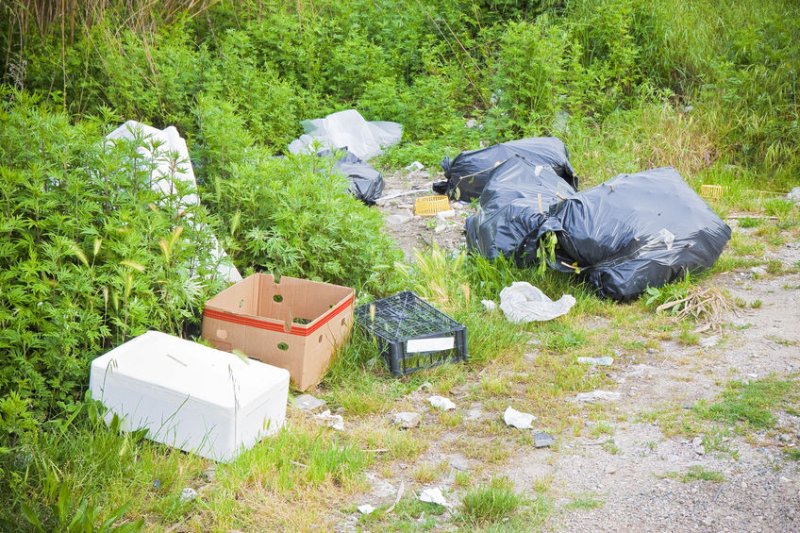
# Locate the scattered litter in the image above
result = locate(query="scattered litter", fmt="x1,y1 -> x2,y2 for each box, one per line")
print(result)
317,148 -> 384,204
295,394 -> 327,412
481,300 -> 497,312
314,410 -> 344,431
750,266 -> 767,277
504,406 -> 536,429
435,210 -> 456,220
533,432 -> 555,448
106,121 -> 241,284
418,382 -> 433,391
436,137 -> 578,201
419,487 -> 449,507
499,282 -> 576,323
788,187 -> 800,204
406,161 -> 425,171
429,396 -> 456,411
544,167 -> 731,301
574,390 -> 621,403
386,214 -> 412,226
393,412 -> 421,429
699,335 -> 720,349
376,185 -> 435,203
700,184 -> 724,201
355,292 -> 467,376
203,467 -> 216,483
577,356 -> 614,366
465,118 -> 478,129
465,157 -> 575,262
153,479 -> 162,489
288,109 -> 402,160
180,488 -> 198,502
358,504 -> 376,515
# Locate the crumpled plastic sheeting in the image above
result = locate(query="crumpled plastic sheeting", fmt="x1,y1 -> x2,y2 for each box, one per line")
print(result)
106,121 -> 242,284
465,156 -> 576,263
541,167 -> 731,301
503,406 -> 536,429
438,137 -> 578,201
499,282 -> 575,323
288,109 -> 402,161
316,148 -> 384,204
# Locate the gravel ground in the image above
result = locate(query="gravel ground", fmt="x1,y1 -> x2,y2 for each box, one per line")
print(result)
358,170 -> 800,532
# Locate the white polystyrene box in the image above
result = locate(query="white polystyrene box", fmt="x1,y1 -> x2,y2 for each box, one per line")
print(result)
89,330 -> 290,462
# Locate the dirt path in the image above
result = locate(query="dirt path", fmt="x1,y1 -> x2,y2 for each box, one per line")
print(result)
343,170 -> 800,532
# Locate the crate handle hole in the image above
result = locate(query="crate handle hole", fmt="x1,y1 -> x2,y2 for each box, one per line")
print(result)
318,334 -> 323,343
273,294 -> 283,303
277,342 -> 289,351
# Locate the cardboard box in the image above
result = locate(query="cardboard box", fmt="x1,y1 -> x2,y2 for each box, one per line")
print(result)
202,273 -> 355,390
89,331 -> 290,462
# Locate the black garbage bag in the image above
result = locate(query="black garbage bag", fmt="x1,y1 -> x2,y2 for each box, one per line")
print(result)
541,167 -> 731,301
466,156 -> 576,264
318,149 -> 385,204
437,137 -> 578,201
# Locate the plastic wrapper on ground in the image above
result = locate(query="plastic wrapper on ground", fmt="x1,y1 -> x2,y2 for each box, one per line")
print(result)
542,167 -> 732,301
288,109 -> 402,161
317,149 -> 385,204
438,137 -> 578,201
106,121 -> 242,284
465,156 -> 576,264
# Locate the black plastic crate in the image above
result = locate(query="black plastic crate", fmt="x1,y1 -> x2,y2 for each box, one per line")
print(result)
355,291 -> 468,376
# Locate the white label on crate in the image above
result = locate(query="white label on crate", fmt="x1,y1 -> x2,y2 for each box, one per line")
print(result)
406,337 -> 455,354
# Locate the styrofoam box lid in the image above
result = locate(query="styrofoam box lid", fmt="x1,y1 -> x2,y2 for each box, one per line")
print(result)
91,331 -> 290,409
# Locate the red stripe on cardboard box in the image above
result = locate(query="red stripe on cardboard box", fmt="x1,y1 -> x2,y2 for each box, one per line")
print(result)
203,295 -> 354,337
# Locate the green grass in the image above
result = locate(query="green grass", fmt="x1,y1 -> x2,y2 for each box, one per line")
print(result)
564,493 -> 604,511
666,466 -> 726,483
694,377 -> 797,429
459,477 -> 529,526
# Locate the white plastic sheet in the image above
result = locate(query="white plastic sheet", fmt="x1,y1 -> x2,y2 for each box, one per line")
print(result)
106,121 -> 242,284
428,396 -> 456,411
288,109 -> 402,160
503,406 -> 536,429
499,282 -> 575,323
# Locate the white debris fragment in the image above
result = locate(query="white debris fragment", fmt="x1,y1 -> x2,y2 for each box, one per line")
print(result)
435,210 -> 456,220
406,161 -> 425,171
314,410 -> 344,431
503,406 -> 536,429
577,356 -> 614,366
295,394 -> 327,411
574,390 -> 621,402
393,412 -> 421,429
429,396 -> 456,411
288,109 -> 402,160
180,487 -> 198,502
419,487 -> 449,507
358,504 -> 376,515
499,282 -> 575,323
481,299 -> 497,312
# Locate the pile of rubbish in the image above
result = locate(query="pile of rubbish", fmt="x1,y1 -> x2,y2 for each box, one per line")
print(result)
452,137 -> 731,301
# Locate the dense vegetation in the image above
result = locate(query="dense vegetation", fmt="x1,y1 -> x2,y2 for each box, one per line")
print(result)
0,0 -> 797,529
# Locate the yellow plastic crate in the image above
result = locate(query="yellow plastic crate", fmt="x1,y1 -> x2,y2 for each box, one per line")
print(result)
700,184 -> 724,201
415,195 -> 451,216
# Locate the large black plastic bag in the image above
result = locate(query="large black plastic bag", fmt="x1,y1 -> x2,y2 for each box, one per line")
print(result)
543,167 -> 731,301
318,149 -> 385,204
438,137 -> 578,201
466,156 -> 576,263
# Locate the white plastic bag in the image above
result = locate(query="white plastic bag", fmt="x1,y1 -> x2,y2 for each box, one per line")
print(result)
288,109 -> 402,160
499,282 -> 575,323
106,121 -> 242,284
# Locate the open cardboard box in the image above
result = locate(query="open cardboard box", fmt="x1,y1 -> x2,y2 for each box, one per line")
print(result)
201,273 -> 355,390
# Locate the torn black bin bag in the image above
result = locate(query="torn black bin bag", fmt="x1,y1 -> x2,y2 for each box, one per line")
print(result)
466,156 -> 576,264
437,137 -> 578,201
542,167 -> 731,301
318,149 -> 384,204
